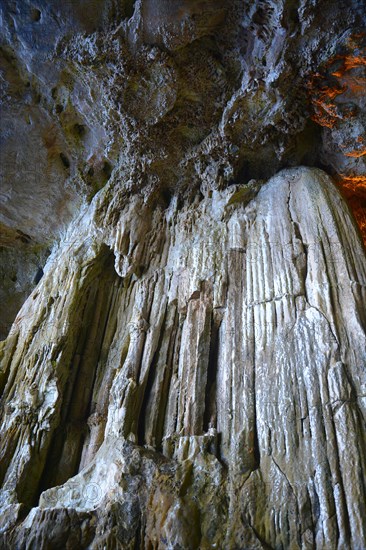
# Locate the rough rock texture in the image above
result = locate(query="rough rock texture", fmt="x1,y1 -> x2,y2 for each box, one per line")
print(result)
1,0 -> 366,548
1,167 -> 366,548
1,0 -> 365,335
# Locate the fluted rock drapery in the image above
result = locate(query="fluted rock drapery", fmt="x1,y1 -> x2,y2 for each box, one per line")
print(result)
0,167 -> 365,548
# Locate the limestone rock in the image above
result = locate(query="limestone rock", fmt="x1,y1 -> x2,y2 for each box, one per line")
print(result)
1,0 -> 366,547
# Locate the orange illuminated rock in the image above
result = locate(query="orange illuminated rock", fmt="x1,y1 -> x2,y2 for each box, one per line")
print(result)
308,35 -> 366,245
337,175 -> 366,245
308,45 -> 366,130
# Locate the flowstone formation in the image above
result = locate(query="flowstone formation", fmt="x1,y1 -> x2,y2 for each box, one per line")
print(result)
1,1 -> 366,549
1,167 -> 366,548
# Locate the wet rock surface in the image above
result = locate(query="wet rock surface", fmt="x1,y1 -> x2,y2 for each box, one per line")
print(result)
0,0 -> 366,548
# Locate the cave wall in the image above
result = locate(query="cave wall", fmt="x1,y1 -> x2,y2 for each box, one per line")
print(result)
1,0 -> 365,335
0,0 -> 366,548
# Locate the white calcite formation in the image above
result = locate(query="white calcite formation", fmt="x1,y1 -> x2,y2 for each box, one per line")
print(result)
1,167 -> 365,548
1,0 -> 366,547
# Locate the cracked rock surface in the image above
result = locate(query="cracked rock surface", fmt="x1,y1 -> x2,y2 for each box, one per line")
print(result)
0,167 -> 366,548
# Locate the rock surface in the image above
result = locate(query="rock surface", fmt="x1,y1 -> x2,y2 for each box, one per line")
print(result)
0,166 -> 366,548
1,0 -> 366,548
1,0 -> 365,335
